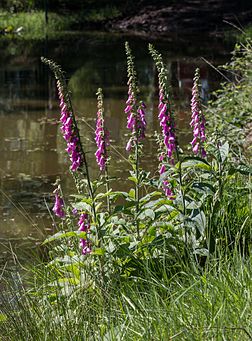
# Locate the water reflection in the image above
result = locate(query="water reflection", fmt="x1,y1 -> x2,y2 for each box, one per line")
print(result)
0,31 -> 234,255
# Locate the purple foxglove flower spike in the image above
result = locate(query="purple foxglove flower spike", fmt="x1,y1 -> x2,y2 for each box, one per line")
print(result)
78,213 -> 91,255
149,44 -> 177,199
57,81 -> 83,172
157,88 -> 176,199
190,68 -> 207,157
125,42 -> 147,152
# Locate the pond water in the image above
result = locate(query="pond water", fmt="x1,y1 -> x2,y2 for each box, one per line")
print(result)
0,31 -> 234,262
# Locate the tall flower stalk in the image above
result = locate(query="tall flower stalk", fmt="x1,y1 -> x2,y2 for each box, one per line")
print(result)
95,88 -> 111,212
190,68 -> 206,157
125,42 -> 147,239
41,58 -> 93,196
149,44 -> 177,199
125,42 -> 147,152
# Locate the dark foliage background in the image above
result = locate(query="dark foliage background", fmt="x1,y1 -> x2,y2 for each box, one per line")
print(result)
1,0 -> 251,14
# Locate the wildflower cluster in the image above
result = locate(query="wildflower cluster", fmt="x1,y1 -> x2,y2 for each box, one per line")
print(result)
125,42 -> 146,152
190,68 -> 206,157
78,213 -> 91,255
57,81 -> 83,171
149,44 -> 177,198
95,88 -> 110,171
46,49 -> 209,257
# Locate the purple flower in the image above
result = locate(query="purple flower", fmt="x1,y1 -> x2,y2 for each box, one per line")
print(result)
149,44 -> 176,199
78,213 -> 91,255
157,89 -> 176,199
125,89 -> 146,151
52,192 -> 65,218
72,208 -> 78,215
158,90 -> 176,164
57,81 -> 83,171
159,163 -> 174,200
125,43 -> 147,152
190,69 -> 206,157
95,89 -> 110,171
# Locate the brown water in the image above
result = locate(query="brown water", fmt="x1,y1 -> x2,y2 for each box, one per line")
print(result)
0,31 -> 234,262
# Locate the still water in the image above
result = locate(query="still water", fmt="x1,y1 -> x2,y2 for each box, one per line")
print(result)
0,31 -> 234,261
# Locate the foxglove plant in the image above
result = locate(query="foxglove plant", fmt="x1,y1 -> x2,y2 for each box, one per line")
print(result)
125,42 -> 147,152
41,57 -> 100,255
149,44 -> 177,198
95,88 -> 110,171
78,213 -> 91,255
190,68 -> 206,157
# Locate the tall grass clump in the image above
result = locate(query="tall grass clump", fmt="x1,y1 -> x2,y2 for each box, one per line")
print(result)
0,40 -> 251,340
0,11 -> 78,39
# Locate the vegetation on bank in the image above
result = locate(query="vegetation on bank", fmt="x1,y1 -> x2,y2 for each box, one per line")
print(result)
0,11 -> 75,39
0,39 -> 251,340
0,8 -> 121,39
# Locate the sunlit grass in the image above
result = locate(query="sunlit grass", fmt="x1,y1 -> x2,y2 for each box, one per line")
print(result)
0,10 -> 77,40
0,7 -> 121,40
1,248 -> 252,340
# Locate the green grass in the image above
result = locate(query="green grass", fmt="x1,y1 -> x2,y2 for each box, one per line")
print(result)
1,249 -> 252,340
0,10 -> 77,39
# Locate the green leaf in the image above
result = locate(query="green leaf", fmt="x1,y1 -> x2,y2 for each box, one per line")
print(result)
96,191 -> 128,201
128,176 -> 138,184
192,182 -> 215,194
140,191 -> 162,204
219,141 -> 229,163
138,208 -> 155,221
180,158 -> 211,171
113,201 -> 135,214
70,196 -> 93,205
229,164 -> 252,176
92,248 -> 105,256
43,231 -> 87,245
128,189 -> 135,199
0,314 -> 7,322
148,226 -> 156,236
190,210 -> 206,236
193,248 -> 209,256
95,202 -> 103,211
72,201 -> 93,213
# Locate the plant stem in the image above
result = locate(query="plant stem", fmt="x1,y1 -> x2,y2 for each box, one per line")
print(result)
135,139 -> 140,240
176,148 -> 187,249
105,166 -> 111,214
